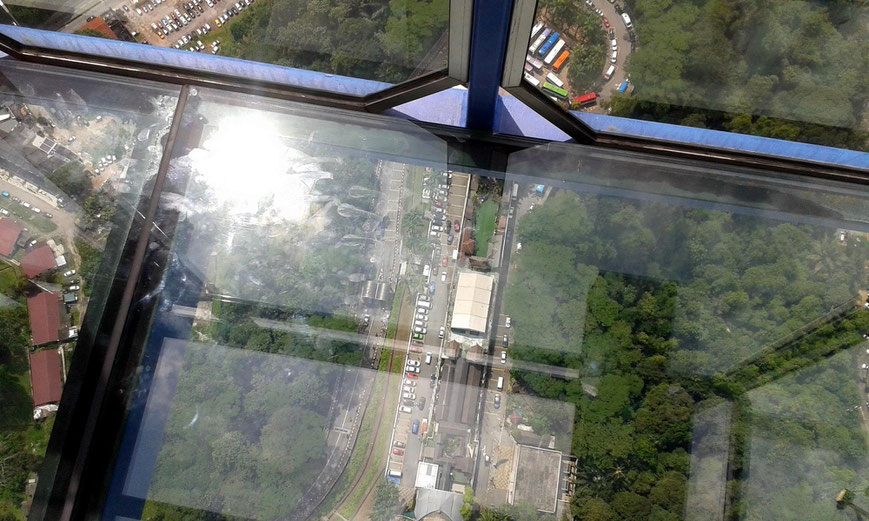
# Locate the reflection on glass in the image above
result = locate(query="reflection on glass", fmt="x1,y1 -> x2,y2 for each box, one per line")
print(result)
524,0 -> 869,151
98,93 -> 869,521
0,61 -> 177,519
1,0 -> 449,85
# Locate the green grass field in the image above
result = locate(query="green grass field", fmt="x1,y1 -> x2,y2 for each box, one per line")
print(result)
0,203 -> 57,234
474,199 -> 498,257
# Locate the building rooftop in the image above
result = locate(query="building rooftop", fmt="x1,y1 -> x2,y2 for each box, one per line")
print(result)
414,488 -> 464,521
76,17 -> 118,40
27,292 -> 62,346
511,445 -> 562,513
30,348 -> 63,407
21,244 -> 57,278
0,218 -> 23,257
450,272 -> 494,335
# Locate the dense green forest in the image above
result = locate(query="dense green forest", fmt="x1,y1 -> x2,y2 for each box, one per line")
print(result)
147,342 -> 341,520
610,0 -> 869,150
216,0 -> 448,83
503,189 -> 869,520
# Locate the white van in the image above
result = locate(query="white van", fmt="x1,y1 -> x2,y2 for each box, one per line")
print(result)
611,39 -> 617,50
611,50 -> 617,63
621,12 -> 633,28
603,65 -> 615,80
452,249 -> 458,261
423,264 -> 431,277
496,376 -> 504,391
425,352 -> 432,364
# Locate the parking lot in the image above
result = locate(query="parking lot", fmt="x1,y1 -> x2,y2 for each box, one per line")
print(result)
388,171 -> 470,486
126,0 -> 248,52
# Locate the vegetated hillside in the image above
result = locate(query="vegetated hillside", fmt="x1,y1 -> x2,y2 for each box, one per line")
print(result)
217,0 -> 448,83
610,0 -> 869,150
503,189 -> 869,521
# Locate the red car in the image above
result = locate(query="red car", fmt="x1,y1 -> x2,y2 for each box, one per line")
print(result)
603,17 -> 610,28
393,448 -> 405,455
410,346 -> 423,353
442,256 -> 448,267
407,372 -> 418,379
454,221 -> 460,232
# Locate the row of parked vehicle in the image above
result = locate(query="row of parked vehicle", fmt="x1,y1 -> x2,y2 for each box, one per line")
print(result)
134,0 -> 166,16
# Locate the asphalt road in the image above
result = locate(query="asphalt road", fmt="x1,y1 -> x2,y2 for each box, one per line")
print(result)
593,0 -> 632,100
391,171 -> 470,488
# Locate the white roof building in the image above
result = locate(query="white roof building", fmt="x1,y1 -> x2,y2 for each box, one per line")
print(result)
450,272 -> 494,336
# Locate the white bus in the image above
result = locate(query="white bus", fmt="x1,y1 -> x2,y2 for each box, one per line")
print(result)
523,73 -> 540,86
528,28 -> 550,54
530,21 -> 544,40
543,39 -> 566,65
546,73 -> 564,88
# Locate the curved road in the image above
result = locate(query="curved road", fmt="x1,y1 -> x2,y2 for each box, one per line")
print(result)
591,0 -> 632,101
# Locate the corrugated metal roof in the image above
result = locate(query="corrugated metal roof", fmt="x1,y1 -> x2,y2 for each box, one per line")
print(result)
27,292 -> 61,346
414,488 -> 463,521
21,244 -> 56,278
0,218 -> 22,257
30,348 -> 62,406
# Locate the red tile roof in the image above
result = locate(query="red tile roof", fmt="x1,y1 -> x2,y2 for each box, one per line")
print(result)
0,219 -> 22,257
21,244 -> 56,278
77,16 -> 118,40
27,292 -> 61,346
30,349 -> 62,407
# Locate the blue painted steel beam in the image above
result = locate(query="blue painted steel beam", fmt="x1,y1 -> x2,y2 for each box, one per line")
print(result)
465,0 -> 514,131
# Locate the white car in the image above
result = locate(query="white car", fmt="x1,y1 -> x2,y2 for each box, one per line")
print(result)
404,379 -> 416,387
505,316 -> 511,328
438,326 -> 445,339
67,285 -> 80,291
501,351 -> 507,364
403,392 -> 416,400
64,269 -> 76,277
406,366 -> 420,373
399,406 -> 412,413
406,360 -> 421,367
413,326 -> 427,334
441,272 -> 446,283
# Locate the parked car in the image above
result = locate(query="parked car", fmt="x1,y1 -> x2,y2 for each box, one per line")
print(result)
63,269 -> 76,277
412,419 -> 420,434
505,316 -> 511,328
406,372 -> 418,379
418,397 -> 426,410
406,359 -> 421,367
66,285 -> 80,291
393,448 -> 405,455
494,393 -> 501,409
394,440 -> 406,448
400,406 -> 412,414
1,191 -> 8,197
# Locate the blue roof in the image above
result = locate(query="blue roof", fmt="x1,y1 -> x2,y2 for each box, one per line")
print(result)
575,112 -> 869,170
0,25 -> 390,97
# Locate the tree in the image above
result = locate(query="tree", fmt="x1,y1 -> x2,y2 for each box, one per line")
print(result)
461,487 -> 477,521
612,492 -> 651,521
370,479 -> 401,521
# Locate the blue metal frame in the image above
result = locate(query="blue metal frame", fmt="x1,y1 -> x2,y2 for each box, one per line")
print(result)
464,0 -> 514,131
